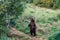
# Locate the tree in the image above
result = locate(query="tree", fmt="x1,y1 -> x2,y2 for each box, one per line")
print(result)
0,0 -> 25,33
53,0 -> 60,8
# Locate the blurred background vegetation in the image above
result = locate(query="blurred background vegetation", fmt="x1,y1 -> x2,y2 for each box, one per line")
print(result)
0,0 -> 60,40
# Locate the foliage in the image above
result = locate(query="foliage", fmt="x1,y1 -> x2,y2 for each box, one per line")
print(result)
15,4 -> 60,37
32,0 -> 60,8
53,0 -> 60,8
16,16 -> 30,34
57,13 -> 60,21
0,0 -> 25,35
0,0 -> 60,40
0,32 -> 16,40
49,31 -> 60,40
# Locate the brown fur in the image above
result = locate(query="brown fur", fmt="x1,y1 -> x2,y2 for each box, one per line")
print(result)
28,18 -> 36,36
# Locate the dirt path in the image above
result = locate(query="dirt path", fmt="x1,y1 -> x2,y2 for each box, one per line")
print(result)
9,27 -> 45,40
9,27 -> 32,38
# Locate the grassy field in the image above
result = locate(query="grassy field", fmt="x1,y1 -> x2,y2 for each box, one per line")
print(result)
15,3 -> 60,39
0,3 -> 60,40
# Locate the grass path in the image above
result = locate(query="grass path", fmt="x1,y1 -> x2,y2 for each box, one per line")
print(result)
9,27 -> 46,40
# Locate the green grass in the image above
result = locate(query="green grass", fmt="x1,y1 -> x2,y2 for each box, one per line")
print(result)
15,3 -> 60,39
16,21 -> 30,34
1,3 -> 60,40
0,32 -> 16,40
0,3 -> 59,40
49,31 -> 60,40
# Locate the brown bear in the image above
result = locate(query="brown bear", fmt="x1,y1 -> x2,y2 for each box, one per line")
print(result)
28,18 -> 36,36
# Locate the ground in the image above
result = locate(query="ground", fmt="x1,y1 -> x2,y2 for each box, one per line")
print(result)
9,27 -> 47,40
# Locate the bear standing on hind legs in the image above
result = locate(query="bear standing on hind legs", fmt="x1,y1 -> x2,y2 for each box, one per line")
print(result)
28,18 -> 36,36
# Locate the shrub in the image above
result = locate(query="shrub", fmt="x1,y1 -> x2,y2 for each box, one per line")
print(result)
49,31 -> 60,40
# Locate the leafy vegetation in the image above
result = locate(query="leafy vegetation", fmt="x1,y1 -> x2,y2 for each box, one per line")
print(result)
15,3 -> 60,37
0,0 -> 24,33
0,0 -> 25,40
0,0 -> 60,40
49,31 -> 60,40
29,0 -> 60,9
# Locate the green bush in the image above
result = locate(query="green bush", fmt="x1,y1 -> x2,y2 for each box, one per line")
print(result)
16,22 -> 30,34
32,0 -> 60,8
49,31 -> 60,40
0,33 -> 16,40
57,13 -> 60,21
